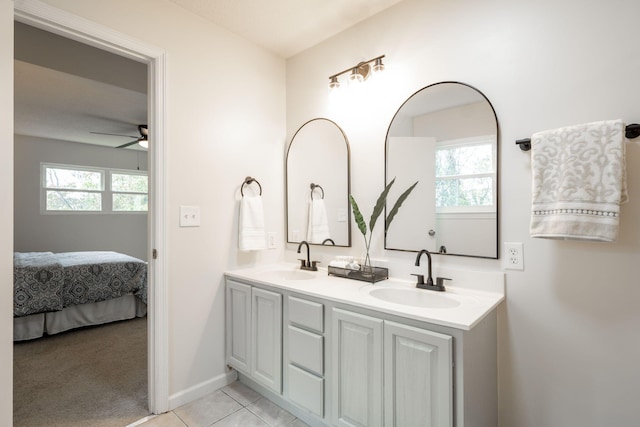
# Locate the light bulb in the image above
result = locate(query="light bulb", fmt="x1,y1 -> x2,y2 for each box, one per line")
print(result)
372,58 -> 385,73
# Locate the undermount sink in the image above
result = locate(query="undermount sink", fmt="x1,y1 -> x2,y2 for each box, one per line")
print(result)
367,287 -> 461,309
262,269 -> 316,281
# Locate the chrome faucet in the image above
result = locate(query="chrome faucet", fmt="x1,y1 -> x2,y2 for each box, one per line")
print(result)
413,249 -> 448,291
297,240 -> 318,271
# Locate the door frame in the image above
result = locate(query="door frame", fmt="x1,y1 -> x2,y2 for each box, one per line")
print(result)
14,0 -> 169,414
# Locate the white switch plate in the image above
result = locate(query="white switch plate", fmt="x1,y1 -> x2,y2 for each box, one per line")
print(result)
503,242 -> 524,271
267,232 -> 276,249
337,208 -> 348,222
179,205 -> 201,227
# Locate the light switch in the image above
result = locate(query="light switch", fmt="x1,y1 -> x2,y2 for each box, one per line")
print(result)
337,208 -> 347,222
180,205 -> 201,227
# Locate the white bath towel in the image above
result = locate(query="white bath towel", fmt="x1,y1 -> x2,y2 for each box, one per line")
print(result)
530,119 -> 628,242
239,195 -> 266,251
306,199 -> 331,244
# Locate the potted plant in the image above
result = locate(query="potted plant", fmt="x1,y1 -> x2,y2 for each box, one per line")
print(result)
349,178 -> 418,278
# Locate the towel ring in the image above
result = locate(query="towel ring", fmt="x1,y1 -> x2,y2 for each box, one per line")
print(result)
516,123 -> 640,151
310,183 -> 324,200
241,176 -> 262,196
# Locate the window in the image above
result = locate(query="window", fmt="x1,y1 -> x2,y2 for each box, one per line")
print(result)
43,165 -> 104,211
42,163 -> 148,213
111,172 -> 148,212
435,136 -> 496,213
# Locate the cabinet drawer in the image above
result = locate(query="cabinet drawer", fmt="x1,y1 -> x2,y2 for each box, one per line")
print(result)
288,296 -> 323,333
288,364 -> 324,417
288,325 -> 323,376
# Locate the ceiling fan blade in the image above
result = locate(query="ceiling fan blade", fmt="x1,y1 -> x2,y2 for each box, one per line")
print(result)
90,131 -> 138,138
117,139 -> 141,148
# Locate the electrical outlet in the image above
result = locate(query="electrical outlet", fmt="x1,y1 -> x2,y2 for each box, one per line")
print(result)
503,242 -> 524,271
267,232 -> 277,249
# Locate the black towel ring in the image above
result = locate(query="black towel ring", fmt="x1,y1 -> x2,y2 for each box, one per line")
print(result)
310,183 -> 324,200
241,176 -> 262,196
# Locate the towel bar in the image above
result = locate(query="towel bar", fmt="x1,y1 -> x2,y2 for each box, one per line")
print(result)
241,176 -> 262,196
310,183 -> 325,199
516,123 -> 640,151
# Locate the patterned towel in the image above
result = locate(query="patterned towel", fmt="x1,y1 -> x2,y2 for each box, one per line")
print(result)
530,119 -> 627,242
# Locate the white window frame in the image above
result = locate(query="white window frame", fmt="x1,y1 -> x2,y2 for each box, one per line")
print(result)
110,168 -> 149,213
41,162 -> 148,214
435,135 -> 497,214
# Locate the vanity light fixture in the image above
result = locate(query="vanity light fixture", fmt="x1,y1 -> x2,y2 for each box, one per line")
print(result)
328,54 -> 385,90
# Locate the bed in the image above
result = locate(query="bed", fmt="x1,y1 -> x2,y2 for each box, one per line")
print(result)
13,251 -> 147,341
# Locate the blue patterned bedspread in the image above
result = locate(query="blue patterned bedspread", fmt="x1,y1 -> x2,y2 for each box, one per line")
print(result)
14,252 -> 64,317
14,251 -> 147,317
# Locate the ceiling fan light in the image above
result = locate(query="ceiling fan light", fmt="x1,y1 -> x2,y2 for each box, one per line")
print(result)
138,138 -> 148,149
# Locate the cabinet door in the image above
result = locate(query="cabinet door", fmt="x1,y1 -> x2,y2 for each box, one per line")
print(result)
384,321 -> 452,427
332,308 -> 383,427
251,287 -> 282,393
225,280 -> 252,373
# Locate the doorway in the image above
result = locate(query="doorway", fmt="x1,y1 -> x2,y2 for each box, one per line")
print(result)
13,0 -> 168,418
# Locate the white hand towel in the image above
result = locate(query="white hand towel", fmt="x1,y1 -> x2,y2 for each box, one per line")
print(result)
306,198 -> 331,244
530,119 -> 628,242
239,195 -> 266,251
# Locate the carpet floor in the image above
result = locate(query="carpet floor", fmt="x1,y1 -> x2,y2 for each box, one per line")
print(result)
13,317 -> 149,427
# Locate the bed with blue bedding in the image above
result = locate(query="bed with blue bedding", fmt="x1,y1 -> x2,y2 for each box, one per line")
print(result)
13,251 -> 147,341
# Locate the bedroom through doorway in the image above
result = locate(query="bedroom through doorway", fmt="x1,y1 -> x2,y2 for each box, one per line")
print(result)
13,20 -> 152,426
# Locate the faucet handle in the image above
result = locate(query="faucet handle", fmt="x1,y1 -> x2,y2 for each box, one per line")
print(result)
298,259 -> 308,268
310,260 -> 320,271
436,277 -> 452,288
411,273 -> 425,285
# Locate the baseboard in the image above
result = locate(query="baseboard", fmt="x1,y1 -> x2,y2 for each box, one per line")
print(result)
168,369 -> 238,410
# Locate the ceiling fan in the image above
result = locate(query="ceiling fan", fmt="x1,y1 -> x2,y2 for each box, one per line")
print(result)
90,124 -> 148,149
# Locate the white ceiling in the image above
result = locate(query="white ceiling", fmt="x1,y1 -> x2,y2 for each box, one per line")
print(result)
14,1 -> 405,149
167,0 -> 406,58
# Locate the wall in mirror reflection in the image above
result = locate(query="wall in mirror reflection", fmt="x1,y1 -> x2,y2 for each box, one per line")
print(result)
385,82 -> 498,258
286,118 -> 351,247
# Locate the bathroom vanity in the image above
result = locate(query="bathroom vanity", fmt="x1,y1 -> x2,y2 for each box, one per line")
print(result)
225,265 -> 504,427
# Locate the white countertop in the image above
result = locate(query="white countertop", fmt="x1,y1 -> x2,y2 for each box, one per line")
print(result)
225,263 -> 504,331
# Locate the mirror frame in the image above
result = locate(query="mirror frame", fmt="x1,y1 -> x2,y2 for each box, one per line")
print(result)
384,81 -> 500,259
286,117 -> 352,247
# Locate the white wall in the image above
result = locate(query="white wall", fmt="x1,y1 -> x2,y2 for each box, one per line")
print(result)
1,0 -> 13,424
285,0 -> 640,426
14,135 -> 148,260
4,0 -> 286,411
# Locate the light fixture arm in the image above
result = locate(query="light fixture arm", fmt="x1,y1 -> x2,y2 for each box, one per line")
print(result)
328,54 -> 385,81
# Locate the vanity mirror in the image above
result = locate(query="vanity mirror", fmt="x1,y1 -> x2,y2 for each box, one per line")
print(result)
385,82 -> 498,258
286,118 -> 351,247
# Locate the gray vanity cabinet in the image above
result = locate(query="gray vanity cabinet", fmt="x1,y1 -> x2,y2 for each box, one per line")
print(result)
224,274 -> 497,427
331,308 -> 383,427
225,279 -> 282,394
384,321 -> 452,427
331,308 -> 453,427
284,296 -> 325,418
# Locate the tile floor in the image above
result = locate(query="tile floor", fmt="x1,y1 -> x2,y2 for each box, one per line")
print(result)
132,381 -> 310,427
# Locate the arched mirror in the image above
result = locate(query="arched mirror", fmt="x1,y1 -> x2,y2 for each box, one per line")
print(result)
385,82 -> 499,258
286,118 -> 351,247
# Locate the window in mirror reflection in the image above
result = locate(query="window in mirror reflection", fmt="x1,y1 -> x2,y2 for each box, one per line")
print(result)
435,136 -> 496,211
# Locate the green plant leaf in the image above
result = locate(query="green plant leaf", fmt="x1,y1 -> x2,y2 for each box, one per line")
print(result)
349,195 -> 367,236
369,178 -> 395,232
386,181 -> 419,234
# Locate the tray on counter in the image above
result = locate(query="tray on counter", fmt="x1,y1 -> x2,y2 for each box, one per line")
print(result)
327,265 -> 389,283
